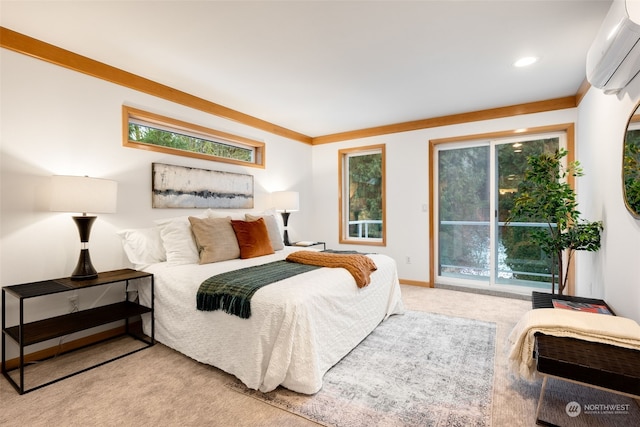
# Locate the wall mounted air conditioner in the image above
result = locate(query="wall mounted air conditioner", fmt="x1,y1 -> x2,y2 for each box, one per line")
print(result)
587,0 -> 640,94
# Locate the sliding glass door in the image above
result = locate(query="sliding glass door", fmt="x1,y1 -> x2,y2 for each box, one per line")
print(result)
435,133 -> 565,293
438,144 -> 490,282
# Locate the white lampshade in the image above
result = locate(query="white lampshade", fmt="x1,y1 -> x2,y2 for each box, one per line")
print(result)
50,175 -> 118,214
272,191 -> 299,212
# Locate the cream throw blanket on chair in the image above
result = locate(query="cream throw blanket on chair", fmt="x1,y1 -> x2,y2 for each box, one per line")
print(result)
508,308 -> 640,380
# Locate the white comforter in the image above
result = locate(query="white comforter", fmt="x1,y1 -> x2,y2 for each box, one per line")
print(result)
138,247 -> 404,394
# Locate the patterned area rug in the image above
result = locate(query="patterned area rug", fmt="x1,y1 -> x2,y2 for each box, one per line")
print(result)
227,311 -> 497,426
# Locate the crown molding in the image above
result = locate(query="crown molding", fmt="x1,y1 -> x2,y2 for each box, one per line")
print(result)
0,26 -> 313,145
2,26 -> 582,146
311,97 -> 577,145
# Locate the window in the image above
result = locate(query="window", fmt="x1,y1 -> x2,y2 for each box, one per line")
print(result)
431,125 -> 573,294
339,144 -> 386,245
123,106 -> 265,168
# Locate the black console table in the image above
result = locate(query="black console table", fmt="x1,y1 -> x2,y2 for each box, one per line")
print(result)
1,268 -> 154,394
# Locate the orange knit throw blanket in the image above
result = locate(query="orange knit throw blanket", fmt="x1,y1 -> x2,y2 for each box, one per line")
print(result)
285,251 -> 377,288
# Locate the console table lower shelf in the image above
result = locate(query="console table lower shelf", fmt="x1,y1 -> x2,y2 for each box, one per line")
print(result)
1,269 -> 154,394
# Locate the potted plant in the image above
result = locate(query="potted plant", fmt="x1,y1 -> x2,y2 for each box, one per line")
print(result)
507,148 -> 603,295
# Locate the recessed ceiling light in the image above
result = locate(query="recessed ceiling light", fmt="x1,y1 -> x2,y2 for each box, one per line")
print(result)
514,56 -> 539,67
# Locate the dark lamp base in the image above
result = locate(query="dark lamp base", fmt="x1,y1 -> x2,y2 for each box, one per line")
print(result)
70,215 -> 98,281
71,249 -> 98,280
280,212 -> 292,246
71,248 -> 98,281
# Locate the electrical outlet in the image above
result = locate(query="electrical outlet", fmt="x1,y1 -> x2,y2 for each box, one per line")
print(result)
406,256 -> 411,264
68,295 -> 79,313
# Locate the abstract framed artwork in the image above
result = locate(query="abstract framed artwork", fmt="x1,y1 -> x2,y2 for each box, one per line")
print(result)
152,163 -> 254,209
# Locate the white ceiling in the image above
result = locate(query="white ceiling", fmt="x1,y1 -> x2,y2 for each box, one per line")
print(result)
0,0 -> 613,137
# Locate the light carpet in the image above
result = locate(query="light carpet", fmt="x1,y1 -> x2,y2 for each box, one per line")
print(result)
227,310 -> 497,427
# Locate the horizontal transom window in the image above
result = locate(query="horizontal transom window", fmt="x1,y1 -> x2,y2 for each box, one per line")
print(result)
123,106 -> 265,168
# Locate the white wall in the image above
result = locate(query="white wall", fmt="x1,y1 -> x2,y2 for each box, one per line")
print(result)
311,109 -> 578,285
311,97 -> 639,321
575,80 -> 640,321
0,50 -> 313,357
1,50 -> 313,285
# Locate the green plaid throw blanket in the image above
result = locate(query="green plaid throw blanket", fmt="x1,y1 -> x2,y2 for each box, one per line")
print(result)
196,260 -> 320,318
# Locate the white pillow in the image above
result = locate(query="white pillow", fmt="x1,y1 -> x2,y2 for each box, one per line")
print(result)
154,213 -> 208,265
262,208 -> 285,235
117,227 -> 166,269
245,213 -> 284,250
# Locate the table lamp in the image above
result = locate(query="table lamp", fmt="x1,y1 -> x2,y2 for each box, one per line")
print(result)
50,175 -> 118,280
272,191 -> 299,246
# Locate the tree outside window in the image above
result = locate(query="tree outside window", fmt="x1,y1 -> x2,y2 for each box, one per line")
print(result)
339,145 -> 385,245
123,106 -> 264,168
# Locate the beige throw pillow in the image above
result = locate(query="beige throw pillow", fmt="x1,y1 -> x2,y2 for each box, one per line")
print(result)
188,216 -> 240,264
245,214 -> 285,250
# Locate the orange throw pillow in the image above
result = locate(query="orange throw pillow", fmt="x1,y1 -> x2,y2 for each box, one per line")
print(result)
231,218 -> 275,259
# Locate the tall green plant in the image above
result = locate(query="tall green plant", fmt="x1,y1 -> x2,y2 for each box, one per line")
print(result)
507,149 -> 603,294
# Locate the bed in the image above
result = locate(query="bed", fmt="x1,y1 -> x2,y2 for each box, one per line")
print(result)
120,211 -> 404,394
